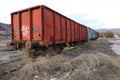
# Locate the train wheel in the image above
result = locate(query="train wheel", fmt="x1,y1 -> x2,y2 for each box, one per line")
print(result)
25,41 -> 32,49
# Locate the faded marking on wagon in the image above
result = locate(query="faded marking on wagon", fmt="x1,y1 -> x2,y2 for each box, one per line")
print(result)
21,25 -> 30,37
33,26 -> 39,32
14,28 -> 19,34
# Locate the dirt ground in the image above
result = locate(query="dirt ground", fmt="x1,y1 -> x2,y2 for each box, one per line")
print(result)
0,39 -> 120,80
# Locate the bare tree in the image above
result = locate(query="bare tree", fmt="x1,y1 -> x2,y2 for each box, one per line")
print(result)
104,31 -> 114,38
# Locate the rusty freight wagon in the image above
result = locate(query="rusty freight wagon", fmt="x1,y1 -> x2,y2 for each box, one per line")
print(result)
8,5 -> 88,57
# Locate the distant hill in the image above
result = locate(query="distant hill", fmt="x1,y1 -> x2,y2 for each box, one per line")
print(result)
0,22 -> 10,38
96,28 -> 120,34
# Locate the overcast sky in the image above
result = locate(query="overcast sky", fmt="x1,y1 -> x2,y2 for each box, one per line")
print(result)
0,0 -> 120,29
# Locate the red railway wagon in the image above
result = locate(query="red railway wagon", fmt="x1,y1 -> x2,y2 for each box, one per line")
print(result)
9,5 -> 88,57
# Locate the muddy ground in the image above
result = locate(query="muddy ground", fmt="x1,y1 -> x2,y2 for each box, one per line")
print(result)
0,38 -> 120,80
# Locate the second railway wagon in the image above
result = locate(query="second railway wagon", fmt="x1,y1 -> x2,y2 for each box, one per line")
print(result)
8,5 -> 91,57
88,27 -> 99,40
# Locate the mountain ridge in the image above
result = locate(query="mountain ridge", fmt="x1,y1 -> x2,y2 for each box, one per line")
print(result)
96,28 -> 120,33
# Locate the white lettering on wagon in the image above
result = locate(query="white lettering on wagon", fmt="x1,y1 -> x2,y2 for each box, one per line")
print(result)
21,25 -> 30,37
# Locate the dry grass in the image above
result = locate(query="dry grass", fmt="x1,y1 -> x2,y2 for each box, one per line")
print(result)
9,39 -> 120,80
66,53 -> 120,80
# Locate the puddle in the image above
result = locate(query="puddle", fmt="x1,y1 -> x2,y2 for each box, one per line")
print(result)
0,51 -> 19,63
109,40 -> 120,55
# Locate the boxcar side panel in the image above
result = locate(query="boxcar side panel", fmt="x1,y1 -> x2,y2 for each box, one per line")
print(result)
66,19 -> 71,42
77,24 -> 80,41
91,28 -> 93,40
12,14 -> 20,42
71,21 -> 75,42
32,8 -> 42,41
76,23 -> 79,41
80,26 -> 83,40
88,28 -> 91,40
82,26 -> 84,40
85,27 -> 88,40
80,25 -> 88,41
95,31 -> 98,39
74,23 -> 77,41
61,16 -> 66,43
83,26 -> 88,41
92,30 -> 98,39
94,31 -> 98,39
21,11 -> 30,41
77,24 -> 79,41
54,13 -> 62,44
83,27 -> 85,40
43,8 -> 54,45
79,25 -> 82,40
